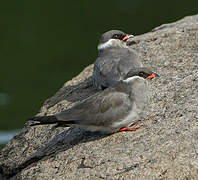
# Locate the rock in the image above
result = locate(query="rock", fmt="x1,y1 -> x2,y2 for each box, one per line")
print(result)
0,14 -> 198,179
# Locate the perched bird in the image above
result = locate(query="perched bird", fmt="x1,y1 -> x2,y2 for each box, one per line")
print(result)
93,30 -> 143,90
29,68 -> 159,134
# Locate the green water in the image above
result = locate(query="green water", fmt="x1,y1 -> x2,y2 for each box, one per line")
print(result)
0,0 -> 197,132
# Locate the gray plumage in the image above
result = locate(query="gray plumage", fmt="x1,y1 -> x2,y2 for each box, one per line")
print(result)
29,68 -> 158,134
93,30 -> 143,90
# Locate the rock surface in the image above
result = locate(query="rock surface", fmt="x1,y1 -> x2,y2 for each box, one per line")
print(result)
0,14 -> 198,179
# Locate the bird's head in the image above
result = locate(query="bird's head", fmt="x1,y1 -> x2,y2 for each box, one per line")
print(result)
97,30 -> 133,51
123,68 -> 159,83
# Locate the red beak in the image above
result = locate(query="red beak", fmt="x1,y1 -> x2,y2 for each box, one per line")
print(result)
122,34 -> 134,41
147,73 -> 159,79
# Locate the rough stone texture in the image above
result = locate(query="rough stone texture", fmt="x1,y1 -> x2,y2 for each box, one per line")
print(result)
0,14 -> 198,180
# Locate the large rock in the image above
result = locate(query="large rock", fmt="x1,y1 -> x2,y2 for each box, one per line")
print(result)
0,14 -> 198,179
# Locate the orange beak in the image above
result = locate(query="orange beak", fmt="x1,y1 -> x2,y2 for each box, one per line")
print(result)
147,73 -> 159,79
122,34 -> 134,41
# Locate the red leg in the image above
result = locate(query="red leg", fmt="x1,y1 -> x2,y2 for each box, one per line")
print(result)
117,121 -> 141,132
117,126 -> 140,132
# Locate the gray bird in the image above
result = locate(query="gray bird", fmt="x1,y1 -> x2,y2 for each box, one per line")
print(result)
29,68 -> 159,134
93,30 -> 143,90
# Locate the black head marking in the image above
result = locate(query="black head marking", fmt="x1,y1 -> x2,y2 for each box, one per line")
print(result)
99,30 -> 126,44
111,33 -> 126,40
124,68 -> 159,80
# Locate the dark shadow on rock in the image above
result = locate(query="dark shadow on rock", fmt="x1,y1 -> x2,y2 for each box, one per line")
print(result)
43,76 -> 100,109
3,128 -> 109,179
0,72 -> 103,179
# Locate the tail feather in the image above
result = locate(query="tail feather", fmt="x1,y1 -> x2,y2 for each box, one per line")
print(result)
28,115 -> 76,126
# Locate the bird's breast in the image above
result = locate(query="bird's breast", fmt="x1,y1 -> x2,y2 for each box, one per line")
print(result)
111,103 -> 139,129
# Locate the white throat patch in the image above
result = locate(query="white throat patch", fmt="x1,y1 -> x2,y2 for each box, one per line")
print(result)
97,39 -> 126,50
97,39 -> 115,50
123,76 -> 143,83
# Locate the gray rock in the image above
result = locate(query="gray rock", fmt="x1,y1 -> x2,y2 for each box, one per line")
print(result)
1,14 -> 198,179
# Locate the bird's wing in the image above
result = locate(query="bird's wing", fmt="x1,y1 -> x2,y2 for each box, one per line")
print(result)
55,90 -> 132,127
93,56 -> 122,88
93,49 -> 142,89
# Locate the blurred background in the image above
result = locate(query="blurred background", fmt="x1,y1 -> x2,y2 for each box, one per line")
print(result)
0,0 -> 197,149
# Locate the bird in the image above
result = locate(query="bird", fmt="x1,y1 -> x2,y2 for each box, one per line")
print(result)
93,29 -> 143,90
28,68 -> 159,134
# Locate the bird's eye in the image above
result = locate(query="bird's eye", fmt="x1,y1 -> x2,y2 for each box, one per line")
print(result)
113,34 -> 119,39
113,34 -> 124,39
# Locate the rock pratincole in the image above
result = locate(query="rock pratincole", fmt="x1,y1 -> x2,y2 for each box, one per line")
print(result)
29,68 -> 159,134
93,30 -> 143,90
